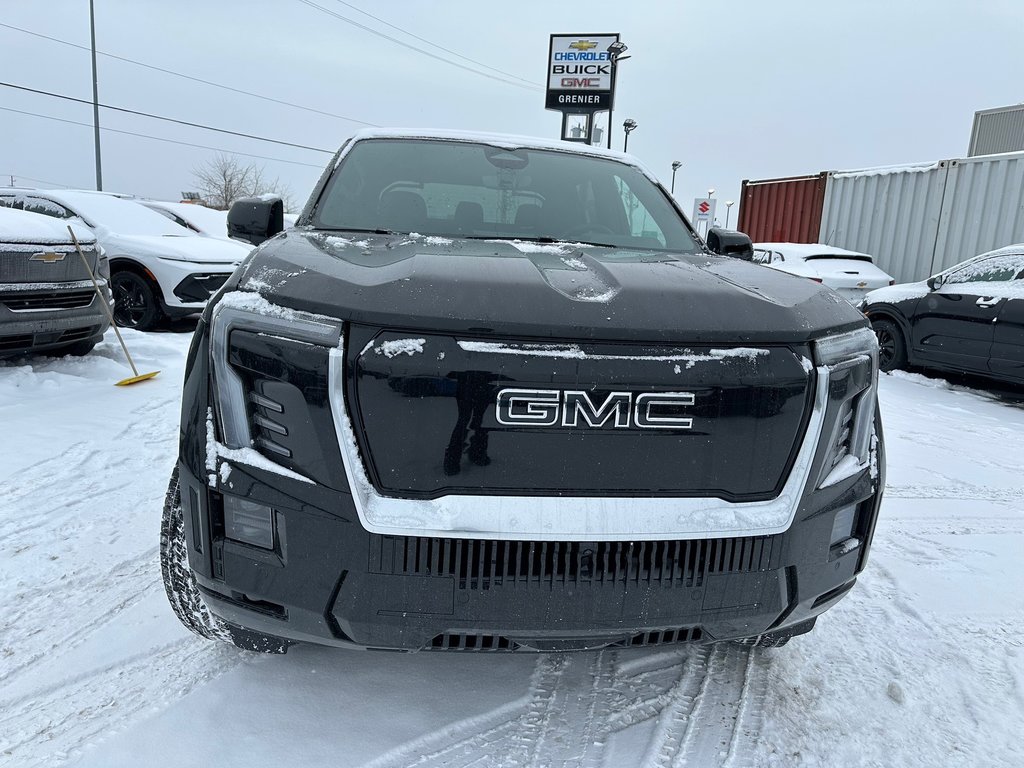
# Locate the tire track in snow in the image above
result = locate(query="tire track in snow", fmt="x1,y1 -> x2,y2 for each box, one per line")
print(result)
358,643 -> 770,768
0,639 -> 247,768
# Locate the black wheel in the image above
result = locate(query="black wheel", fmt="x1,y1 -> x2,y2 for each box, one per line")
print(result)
112,270 -> 163,331
160,467 -> 291,653
59,339 -> 97,357
871,318 -> 907,372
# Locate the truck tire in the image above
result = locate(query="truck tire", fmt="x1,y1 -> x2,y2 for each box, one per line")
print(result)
160,467 -> 291,653
872,318 -> 907,372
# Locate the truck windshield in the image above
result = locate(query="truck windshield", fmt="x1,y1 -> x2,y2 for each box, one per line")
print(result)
312,139 -> 702,253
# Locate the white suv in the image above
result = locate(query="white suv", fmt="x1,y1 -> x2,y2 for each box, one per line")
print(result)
0,190 -> 250,330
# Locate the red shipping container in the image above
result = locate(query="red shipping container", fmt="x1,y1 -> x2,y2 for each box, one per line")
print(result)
737,172 -> 828,243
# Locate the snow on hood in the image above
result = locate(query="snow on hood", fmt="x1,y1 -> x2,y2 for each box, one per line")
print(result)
105,232 -> 248,263
0,207 -> 95,246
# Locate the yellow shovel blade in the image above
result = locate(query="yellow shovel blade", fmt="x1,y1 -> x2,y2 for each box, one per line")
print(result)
115,371 -> 160,386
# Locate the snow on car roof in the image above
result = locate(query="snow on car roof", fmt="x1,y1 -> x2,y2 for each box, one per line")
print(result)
347,127 -> 648,167
754,242 -> 873,261
0,205 -> 95,245
19,189 -> 190,236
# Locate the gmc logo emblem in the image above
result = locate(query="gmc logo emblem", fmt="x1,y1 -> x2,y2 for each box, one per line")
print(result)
495,389 -> 695,430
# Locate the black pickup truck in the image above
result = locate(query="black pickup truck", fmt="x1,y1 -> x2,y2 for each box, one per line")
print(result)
161,130 -> 884,653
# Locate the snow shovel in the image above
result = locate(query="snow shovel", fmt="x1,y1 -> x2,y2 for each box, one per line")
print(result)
67,225 -> 159,386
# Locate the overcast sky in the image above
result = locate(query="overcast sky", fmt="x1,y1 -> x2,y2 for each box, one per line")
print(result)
2,0 -> 1023,223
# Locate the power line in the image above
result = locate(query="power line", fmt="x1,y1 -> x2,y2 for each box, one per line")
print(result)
295,0 -> 541,92
0,105 -> 327,169
330,0 -> 539,87
0,81 -> 335,154
0,21 -> 379,127
2,171 -> 73,189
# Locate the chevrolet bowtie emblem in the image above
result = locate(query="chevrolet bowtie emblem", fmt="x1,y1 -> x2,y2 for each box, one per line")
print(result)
30,251 -> 66,263
569,40 -> 598,51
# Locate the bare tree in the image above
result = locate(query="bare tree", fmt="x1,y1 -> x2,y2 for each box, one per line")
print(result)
191,153 -> 295,210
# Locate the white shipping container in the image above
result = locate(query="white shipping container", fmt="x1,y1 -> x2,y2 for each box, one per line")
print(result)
820,151 -> 1024,284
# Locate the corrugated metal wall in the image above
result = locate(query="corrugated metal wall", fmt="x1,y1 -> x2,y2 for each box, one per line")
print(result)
819,162 -> 950,284
737,173 -> 827,243
819,152 -> 1024,283
933,153 -> 1024,273
968,105 -> 1024,156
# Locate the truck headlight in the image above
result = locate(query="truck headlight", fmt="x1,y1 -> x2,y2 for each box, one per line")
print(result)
209,297 -> 340,451
812,326 -> 879,487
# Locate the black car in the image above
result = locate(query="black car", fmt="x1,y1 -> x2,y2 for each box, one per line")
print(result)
161,130 -> 885,654
863,246 -> 1024,385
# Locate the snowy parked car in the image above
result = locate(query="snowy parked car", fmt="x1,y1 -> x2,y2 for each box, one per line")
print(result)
161,129 -> 885,655
0,190 -> 249,330
753,243 -> 894,303
862,244 -> 1024,384
0,207 -> 111,356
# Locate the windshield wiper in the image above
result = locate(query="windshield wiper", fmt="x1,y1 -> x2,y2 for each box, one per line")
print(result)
463,235 -> 615,248
319,227 -> 397,235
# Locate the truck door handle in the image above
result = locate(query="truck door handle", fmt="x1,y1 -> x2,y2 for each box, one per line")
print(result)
976,297 -> 1000,308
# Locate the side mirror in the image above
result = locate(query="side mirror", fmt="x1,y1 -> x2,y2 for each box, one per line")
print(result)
706,227 -> 754,261
227,197 -> 284,245
926,274 -> 944,290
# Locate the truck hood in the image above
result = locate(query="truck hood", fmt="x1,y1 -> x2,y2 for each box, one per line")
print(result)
103,232 -> 248,264
231,231 -> 867,343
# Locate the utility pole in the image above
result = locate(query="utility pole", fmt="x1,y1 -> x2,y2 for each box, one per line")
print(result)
89,0 -> 103,191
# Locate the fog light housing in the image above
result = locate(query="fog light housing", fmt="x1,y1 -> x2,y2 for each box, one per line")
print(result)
830,504 -> 857,545
224,496 -> 275,549
829,503 -> 861,560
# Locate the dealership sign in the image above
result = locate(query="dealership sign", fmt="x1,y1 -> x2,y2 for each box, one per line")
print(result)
545,34 -> 620,111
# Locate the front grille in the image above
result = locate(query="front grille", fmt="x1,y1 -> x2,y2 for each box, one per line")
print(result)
1,290 -> 95,311
59,325 -> 100,343
0,246 -> 97,282
370,534 -> 781,591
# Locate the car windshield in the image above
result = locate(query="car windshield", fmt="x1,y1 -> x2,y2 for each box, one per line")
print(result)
312,139 -> 702,253
58,193 -> 196,237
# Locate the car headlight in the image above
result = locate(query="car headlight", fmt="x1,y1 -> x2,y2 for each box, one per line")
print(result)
812,326 -> 879,487
209,298 -> 340,450
96,246 -> 111,281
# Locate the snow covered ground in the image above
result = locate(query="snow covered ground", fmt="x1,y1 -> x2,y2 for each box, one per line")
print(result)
1,328 -> 1022,768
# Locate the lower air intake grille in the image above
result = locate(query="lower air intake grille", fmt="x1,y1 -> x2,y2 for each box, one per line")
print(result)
613,627 -> 703,647
427,633 -> 519,651
370,534 -> 781,591
1,290 -> 95,311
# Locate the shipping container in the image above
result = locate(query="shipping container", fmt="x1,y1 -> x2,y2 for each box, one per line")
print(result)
737,173 -> 827,244
820,151 -> 1024,283
968,104 -> 1024,157
819,161 -> 951,284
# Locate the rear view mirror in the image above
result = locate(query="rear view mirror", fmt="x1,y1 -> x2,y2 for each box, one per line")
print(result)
927,274 -> 944,290
706,227 -> 754,261
228,197 -> 284,245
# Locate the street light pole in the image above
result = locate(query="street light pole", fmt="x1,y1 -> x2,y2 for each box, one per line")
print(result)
622,119 -> 637,152
724,200 -> 735,228
670,161 -> 682,194
89,0 -> 103,191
